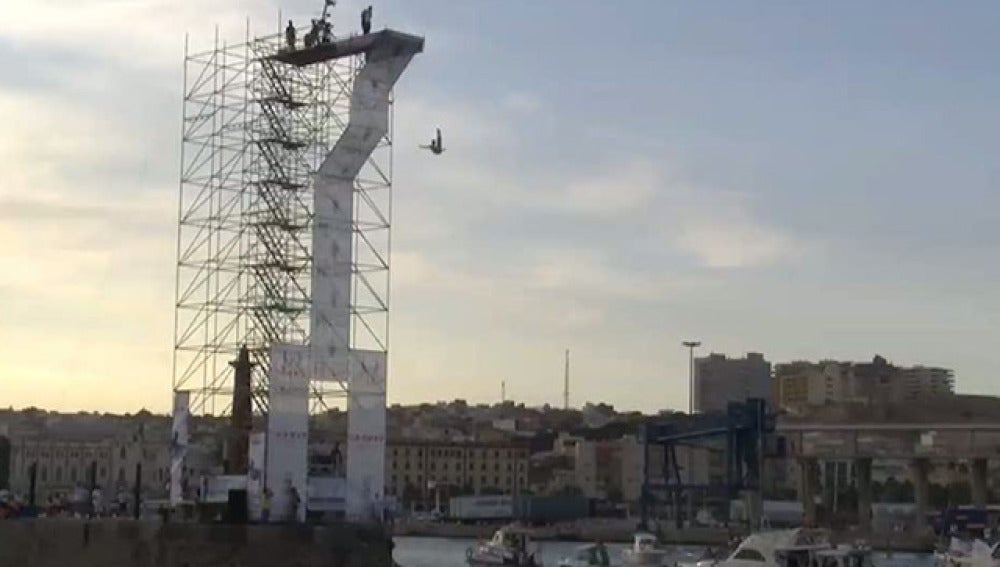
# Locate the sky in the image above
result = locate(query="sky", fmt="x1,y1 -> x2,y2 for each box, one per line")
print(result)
2,0 -> 1000,413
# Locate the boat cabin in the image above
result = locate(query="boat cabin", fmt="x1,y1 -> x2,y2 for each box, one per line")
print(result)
632,532 -> 659,550
491,526 -> 533,552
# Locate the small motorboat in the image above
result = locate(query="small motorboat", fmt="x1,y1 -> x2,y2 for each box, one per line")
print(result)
622,532 -> 669,566
466,523 -> 542,567
558,543 -> 614,567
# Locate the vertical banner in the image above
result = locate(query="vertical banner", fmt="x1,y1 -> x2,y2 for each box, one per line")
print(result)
346,349 -> 387,521
169,390 -> 190,506
247,432 -> 266,521
267,344 -> 310,522
310,177 -> 353,383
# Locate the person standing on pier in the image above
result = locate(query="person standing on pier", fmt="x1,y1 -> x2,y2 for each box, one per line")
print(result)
288,484 -> 301,523
361,6 -> 373,35
285,20 -> 296,51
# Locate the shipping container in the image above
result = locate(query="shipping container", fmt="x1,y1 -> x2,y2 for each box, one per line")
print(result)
513,494 -> 589,524
448,495 -> 514,521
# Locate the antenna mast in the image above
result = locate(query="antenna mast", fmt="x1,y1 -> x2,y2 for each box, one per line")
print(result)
564,349 -> 570,410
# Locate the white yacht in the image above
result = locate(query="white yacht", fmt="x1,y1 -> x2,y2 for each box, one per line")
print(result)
466,524 -> 543,567
711,529 -> 872,567
622,533 -> 670,566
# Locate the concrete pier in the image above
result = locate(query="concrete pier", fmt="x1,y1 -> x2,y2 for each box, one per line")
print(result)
0,520 -> 393,567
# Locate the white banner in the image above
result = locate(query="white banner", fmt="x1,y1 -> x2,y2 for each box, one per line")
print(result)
169,390 -> 190,506
308,476 -> 347,513
267,344 -> 310,522
247,432 -> 266,521
310,177 -> 353,383
346,349 -> 387,521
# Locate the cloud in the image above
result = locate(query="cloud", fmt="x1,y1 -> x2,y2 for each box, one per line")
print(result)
675,221 -> 805,269
501,92 -> 542,114
0,0 -> 809,413
393,245 -> 652,335
654,182 -> 810,269
523,161 -> 660,220
3,0 -> 271,69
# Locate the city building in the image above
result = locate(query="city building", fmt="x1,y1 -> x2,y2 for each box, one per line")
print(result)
5,415 -> 220,506
0,435 -> 9,490
693,352 -> 772,413
572,435 -> 710,504
899,366 -> 955,401
7,436 -> 114,502
775,356 -> 955,411
385,438 -> 529,510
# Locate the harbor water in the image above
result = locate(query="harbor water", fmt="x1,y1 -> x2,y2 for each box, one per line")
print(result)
392,536 -> 936,567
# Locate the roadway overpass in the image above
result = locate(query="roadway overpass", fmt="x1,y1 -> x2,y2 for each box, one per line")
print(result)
778,421 -> 1000,460
775,399 -> 1000,530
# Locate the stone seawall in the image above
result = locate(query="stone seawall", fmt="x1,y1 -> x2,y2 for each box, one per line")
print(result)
0,519 -> 394,567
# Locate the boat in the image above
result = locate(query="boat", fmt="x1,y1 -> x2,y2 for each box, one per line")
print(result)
936,537 -> 1000,566
710,529 -> 873,567
808,546 -> 875,567
558,543 -> 614,567
674,548 -> 724,567
622,532 -> 669,566
466,523 -> 543,566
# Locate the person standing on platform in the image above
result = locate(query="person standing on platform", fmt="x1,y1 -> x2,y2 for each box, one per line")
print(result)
288,484 -> 301,523
322,19 -> 333,44
361,6 -> 372,35
261,487 -> 272,522
305,20 -> 319,48
285,20 -> 296,51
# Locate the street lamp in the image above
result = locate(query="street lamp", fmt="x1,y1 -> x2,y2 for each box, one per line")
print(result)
681,340 -> 702,525
682,341 -> 701,414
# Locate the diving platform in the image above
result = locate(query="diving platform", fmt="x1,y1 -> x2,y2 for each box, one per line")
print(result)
269,29 -> 424,66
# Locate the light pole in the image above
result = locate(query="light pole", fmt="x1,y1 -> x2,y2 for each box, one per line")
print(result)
682,341 -> 701,414
681,340 -> 701,527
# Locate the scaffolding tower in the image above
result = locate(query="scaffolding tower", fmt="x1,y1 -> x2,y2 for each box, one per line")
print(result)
173,25 -> 394,415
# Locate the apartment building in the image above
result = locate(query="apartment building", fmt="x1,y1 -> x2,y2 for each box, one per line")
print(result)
776,356 -> 955,411
693,352 -> 772,413
385,439 -> 529,506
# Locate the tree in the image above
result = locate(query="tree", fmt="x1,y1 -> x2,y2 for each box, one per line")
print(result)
555,485 -> 584,497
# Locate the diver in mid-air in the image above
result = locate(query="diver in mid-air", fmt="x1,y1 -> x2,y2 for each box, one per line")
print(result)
420,128 -> 444,155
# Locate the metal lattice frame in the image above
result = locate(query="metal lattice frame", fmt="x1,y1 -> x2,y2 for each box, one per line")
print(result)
173,26 -> 393,416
